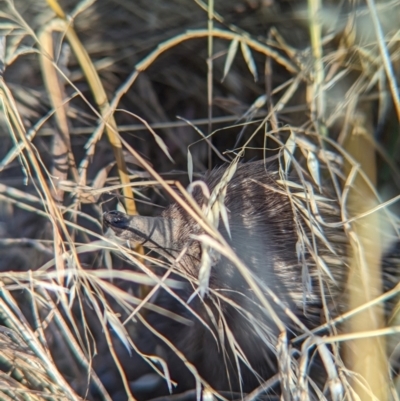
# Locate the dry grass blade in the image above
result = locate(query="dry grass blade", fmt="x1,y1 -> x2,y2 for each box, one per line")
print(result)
39,20 -> 78,202
136,29 -> 297,74
0,327 -> 81,401
0,286 -> 81,400
222,38 -> 239,82
343,123 -> 388,398
0,76 -> 70,286
46,0 -> 137,215
307,0 -> 326,135
366,0 -> 400,121
0,1 -> 399,400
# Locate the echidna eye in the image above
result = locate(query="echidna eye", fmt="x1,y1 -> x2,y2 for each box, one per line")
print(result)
103,211 -> 129,229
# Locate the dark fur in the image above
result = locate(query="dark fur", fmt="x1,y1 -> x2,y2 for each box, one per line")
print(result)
103,161 -> 350,400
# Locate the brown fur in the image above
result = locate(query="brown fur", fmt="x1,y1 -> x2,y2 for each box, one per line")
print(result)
103,160 -> 352,399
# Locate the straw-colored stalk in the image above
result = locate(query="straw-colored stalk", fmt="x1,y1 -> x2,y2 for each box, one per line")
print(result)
343,108 -> 388,400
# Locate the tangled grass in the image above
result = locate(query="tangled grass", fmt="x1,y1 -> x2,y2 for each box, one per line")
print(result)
0,0 -> 399,400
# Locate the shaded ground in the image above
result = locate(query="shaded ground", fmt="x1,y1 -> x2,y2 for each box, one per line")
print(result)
0,0 -> 399,400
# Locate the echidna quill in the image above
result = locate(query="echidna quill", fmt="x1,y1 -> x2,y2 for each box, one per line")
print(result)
103,160 -> 397,400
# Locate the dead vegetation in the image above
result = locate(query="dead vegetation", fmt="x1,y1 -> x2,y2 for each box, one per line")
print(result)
0,0 -> 399,400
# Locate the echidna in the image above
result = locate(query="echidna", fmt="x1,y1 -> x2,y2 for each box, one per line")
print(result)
103,159 -> 396,400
